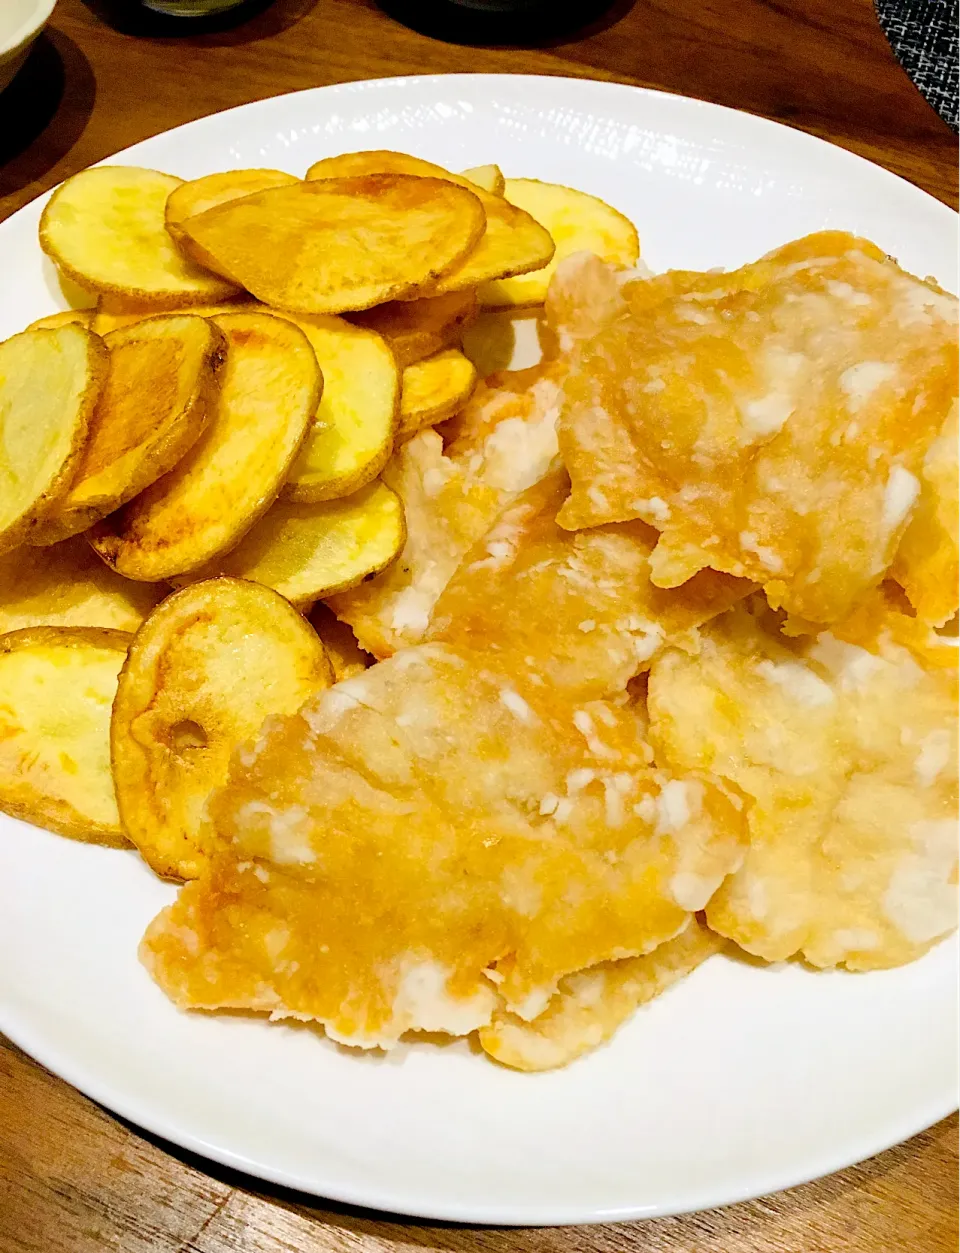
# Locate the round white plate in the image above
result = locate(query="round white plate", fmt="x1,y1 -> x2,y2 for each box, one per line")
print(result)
0,74 -> 956,1227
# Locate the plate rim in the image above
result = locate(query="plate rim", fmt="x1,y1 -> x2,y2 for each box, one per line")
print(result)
0,71 -> 956,1227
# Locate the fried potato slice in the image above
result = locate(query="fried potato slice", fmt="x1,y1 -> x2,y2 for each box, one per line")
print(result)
112,578 -> 332,880
174,481 -> 404,607
328,363 -> 566,656
177,175 -> 486,314
92,297 -> 252,337
0,325 -> 108,555
648,599 -> 959,970
309,603 -> 374,681
462,164 -> 505,195
305,151 -> 554,296
557,233 -> 960,624
165,169 -> 298,247
479,918 -> 724,1071
399,348 -> 477,439
421,190 -> 555,296
39,167 -> 238,307
0,537 -> 165,633
480,179 -> 639,308
429,472 -> 752,696
89,312 -> 320,581
306,150 -> 476,189
265,311 -> 399,502
0,627 -> 130,847
346,290 -> 478,368
31,315 -> 226,545
140,641 -> 745,1049
27,309 -> 95,332
891,400 -> 959,626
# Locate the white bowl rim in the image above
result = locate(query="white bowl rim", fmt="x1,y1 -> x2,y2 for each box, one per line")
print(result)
0,0 -> 58,58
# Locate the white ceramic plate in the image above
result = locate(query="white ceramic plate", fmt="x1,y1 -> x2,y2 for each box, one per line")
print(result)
0,74 -> 956,1227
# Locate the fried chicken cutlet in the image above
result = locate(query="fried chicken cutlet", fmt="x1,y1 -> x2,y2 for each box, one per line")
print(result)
557,233 -> 958,625
648,596 -> 958,969
141,478 -> 750,1050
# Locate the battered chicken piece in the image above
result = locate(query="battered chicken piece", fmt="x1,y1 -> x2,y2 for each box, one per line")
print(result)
141,645 -> 746,1048
648,599 -> 958,969
557,232 -> 958,624
326,363 -> 564,657
891,400 -> 959,626
479,916 -> 724,1071
429,470 -> 752,696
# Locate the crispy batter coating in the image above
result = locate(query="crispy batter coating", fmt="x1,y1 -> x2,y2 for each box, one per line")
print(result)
557,233 -> 958,624
479,916 -> 724,1071
648,598 -> 958,969
429,471 -> 752,696
327,363 -> 564,656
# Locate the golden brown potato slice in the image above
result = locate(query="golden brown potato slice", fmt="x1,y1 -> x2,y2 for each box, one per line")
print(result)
399,348 -> 477,439
309,603 -> 374,681
39,167 -> 239,307
165,169 -> 299,247
306,151 -> 554,297
0,325 -> 108,555
0,537 -> 165,634
479,920 -> 725,1071
266,311 -> 399,502
174,481 -> 405,607
346,289 -> 478,368
26,309 -> 95,331
423,191 -> 555,296
92,296 -> 252,337
31,315 -> 226,545
0,627 -> 131,847
480,179 -> 639,308
462,164 -> 505,195
178,175 -> 486,315
111,578 -> 332,880
89,312 -> 320,581
305,150 -> 476,189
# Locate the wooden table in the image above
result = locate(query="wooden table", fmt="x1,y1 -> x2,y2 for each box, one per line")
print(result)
0,1 -> 957,1249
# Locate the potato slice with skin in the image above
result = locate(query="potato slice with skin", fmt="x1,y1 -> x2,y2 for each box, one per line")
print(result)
0,325 -> 108,555
304,152 -> 554,297
480,179 -> 639,308
178,175 -> 486,315
40,167 -> 239,308
27,309 -> 94,332
266,311 -> 399,503
31,315 -> 227,545
399,348 -> 478,439
0,537 -> 165,634
309,602 -> 374,681
165,169 -> 299,247
111,579 -> 332,880
89,312 -> 320,581
0,627 -> 131,847
173,481 -> 405,607
462,164 -> 505,195
92,296 -> 252,338
346,289 -> 478,368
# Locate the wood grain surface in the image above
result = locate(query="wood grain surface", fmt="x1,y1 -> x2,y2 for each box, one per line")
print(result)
0,0 -> 957,1249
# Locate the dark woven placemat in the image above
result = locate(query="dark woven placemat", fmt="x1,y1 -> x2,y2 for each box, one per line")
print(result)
875,0 -> 958,130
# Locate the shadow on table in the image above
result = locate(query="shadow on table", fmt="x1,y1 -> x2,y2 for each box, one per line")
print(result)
0,30 -> 96,201
376,0 -> 634,47
78,0 -> 319,46
107,1103 -> 935,1245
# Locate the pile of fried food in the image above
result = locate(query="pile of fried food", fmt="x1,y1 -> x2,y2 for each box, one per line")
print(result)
1,150 -> 957,1072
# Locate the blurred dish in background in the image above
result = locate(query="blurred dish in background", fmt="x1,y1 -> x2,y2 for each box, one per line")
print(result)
0,0 -> 57,95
